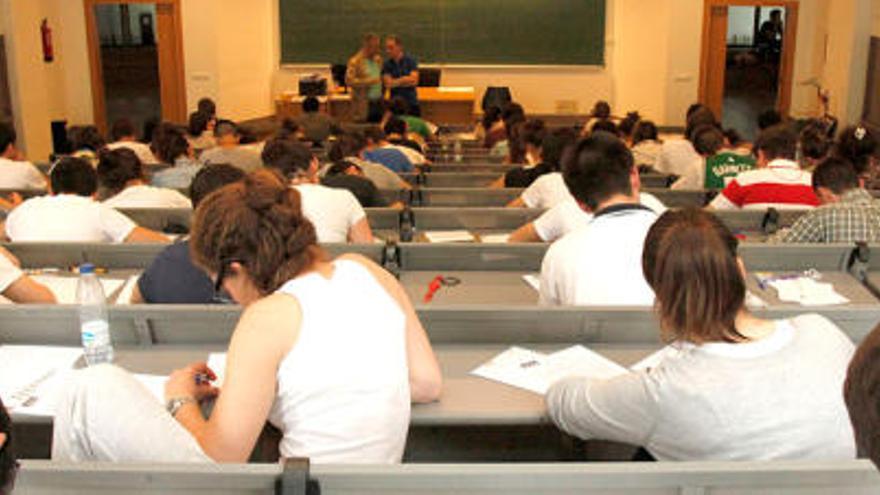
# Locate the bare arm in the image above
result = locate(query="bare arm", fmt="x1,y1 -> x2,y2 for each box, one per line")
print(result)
341,254 -> 442,403
488,175 -> 506,189
166,294 -> 298,462
508,222 -> 542,243
506,197 -> 526,208
130,283 -> 145,304
124,227 -> 170,244
347,217 -> 374,244
3,275 -> 56,304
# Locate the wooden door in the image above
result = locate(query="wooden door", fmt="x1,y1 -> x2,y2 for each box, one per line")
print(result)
85,0 -> 186,132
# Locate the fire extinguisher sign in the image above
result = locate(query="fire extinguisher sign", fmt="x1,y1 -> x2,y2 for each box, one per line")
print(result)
41,18 -> 54,63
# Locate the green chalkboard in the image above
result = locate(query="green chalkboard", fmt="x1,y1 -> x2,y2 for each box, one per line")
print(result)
279,0 -> 606,66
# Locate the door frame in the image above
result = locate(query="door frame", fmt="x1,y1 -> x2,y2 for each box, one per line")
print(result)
699,0 -> 799,120
84,0 -> 186,132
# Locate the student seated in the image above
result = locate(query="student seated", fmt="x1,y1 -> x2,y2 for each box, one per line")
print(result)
132,164 -> 245,304
507,130 -> 592,209
669,124 -> 725,190
799,120 -> 831,171
386,96 -> 435,142
477,105 -> 506,150
362,127 -> 415,173
708,124 -> 819,210
618,112 -> 641,145
491,119 -> 549,189
771,157 -> 880,243
581,100 -> 613,136
834,125 -> 878,187
630,120 -> 663,170
186,111 -> 216,155
0,122 -> 46,191
68,125 -> 106,168
490,102 -> 526,163
384,116 -> 427,160
106,118 -> 160,165
0,398 -> 16,493
3,157 -> 168,243
538,134 -> 659,306
262,139 -> 374,243
52,170 -> 442,464
0,246 -> 56,303
198,120 -> 262,173
98,148 -> 191,208
327,133 -> 410,191
845,322 -> 880,469
151,124 -> 203,189
547,207 -> 857,461
321,161 -> 390,208
294,96 -> 339,144
656,104 -> 716,177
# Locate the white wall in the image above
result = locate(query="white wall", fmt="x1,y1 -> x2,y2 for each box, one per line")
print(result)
823,0 -> 873,125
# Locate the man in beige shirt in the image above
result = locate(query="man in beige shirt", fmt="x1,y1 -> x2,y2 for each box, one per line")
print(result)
346,33 -> 384,123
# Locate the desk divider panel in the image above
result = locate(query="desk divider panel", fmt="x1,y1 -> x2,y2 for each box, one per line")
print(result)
400,244 -> 547,271
2,242 -> 167,269
410,208 -> 543,232
117,207 -> 192,233
714,209 -> 808,235
739,243 -> 856,271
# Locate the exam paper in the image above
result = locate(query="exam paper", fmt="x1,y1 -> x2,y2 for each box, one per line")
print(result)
424,230 -> 475,243
31,276 -> 126,304
0,346 -> 83,416
480,233 -> 510,244
769,277 -> 849,306
522,274 -> 540,292
472,346 -> 628,395
115,275 -> 141,305
207,352 -> 228,387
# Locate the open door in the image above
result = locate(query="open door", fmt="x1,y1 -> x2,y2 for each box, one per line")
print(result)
85,0 -> 186,133
699,0 -> 799,130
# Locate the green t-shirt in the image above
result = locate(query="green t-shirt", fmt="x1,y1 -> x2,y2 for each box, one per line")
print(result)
364,59 -> 382,100
705,152 -> 756,189
401,115 -> 432,140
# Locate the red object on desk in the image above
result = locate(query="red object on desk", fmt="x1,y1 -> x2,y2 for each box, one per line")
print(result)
423,276 -> 444,303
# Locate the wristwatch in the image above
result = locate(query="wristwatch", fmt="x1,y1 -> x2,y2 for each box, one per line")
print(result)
166,397 -> 196,417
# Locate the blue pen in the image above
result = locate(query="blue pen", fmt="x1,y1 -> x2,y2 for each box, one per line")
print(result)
195,373 -> 212,385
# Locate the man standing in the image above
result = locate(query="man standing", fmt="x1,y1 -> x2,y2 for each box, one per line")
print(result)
346,33 -> 383,123
382,35 -> 420,117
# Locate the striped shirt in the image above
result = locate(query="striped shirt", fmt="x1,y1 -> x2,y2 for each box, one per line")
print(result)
709,159 -> 819,210
772,189 -> 880,243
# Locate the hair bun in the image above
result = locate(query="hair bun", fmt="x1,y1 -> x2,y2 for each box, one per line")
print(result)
243,170 -> 287,212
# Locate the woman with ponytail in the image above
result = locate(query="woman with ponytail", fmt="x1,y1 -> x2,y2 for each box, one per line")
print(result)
53,169 -> 442,464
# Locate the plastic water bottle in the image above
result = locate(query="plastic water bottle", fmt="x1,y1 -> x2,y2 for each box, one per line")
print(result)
453,138 -> 463,163
77,263 -> 113,365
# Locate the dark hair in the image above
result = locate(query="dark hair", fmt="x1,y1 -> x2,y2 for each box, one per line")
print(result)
0,398 -> 17,494
0,123 -> 15,155
835,125 -> 877,176
261,139 -> 314,179
618,112 -> 641,138
642,208 -> 747,344
632,121 -> 659,146
481,106 -> 502,130
800,122 -> 831,161
151,124 -> 190,163
326,160 -> 360,177
562,133 -> 634,210
541,128 -> 577,172
363,126 -> 386,144
501,102 -> 526,129
723,128 -> 745,147
388,97 -> 411,117
277,119 -> 303,142
757,109 -> 783,131
692,125 -> 725,156
302,96 -> 320,113
755,124 -> 798,161
812,157 -> 859,195
686,103 -> 707,120
97,148 -> 143,196
383,116 -> 407,136
591,100 -> 611,120
190,169 -> 319,295
110,118 -> 137,142
197,98 -> 217,118
386,34 -> 403,46
189,163 -> 246,208
328,133 -> 366,162
188,111 -> 212,137
237,125 -> 258,145
50,157 -> 98,196
68,125 -> 105,152
519,119 -> 548,150
213,120 -> 239,139
685,107 -> 717,142
590,119 -> 619,137
142,118 -> 160,145
845,321 -> 880,469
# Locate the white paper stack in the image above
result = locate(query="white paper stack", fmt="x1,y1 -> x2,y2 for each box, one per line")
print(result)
522,274 -> 540,292
769,277 -> 850,306
0,346 -> 83,416
471,346 -> 628,395
480,233 -> 510,244
424,230 -> 475,243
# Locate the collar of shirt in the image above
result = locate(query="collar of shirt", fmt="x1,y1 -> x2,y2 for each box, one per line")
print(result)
767,158 -> 800,171
837,188 -> 876,206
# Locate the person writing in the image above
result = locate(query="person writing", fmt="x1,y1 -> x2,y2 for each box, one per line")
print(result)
346,33 -> 384,123
382,36 -> 420,117
52,169 -> 442,464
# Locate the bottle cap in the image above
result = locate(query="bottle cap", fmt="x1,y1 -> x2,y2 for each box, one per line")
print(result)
79,263 -> 96,274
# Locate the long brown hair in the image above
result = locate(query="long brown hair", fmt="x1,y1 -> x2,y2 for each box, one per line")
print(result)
642,208 -> 747,344
190,169 -> 320,295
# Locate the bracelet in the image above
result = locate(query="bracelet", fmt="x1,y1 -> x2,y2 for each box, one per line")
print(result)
166,396 -> 197,418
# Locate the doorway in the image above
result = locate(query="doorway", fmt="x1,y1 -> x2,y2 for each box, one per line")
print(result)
0,37 -> 12,123
699,0 -> 798,139
85,0 -> 186,135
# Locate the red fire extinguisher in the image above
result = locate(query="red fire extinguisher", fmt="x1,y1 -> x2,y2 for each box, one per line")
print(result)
41,18 -> 54,63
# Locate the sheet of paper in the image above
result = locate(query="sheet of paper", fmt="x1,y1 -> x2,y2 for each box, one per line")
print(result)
0,346 -> 83,416
424,230 -> 475,243
133,374 -> 167,404
631,346 -> 682,372
472,346 -> 628,395
480,233 -> 510,244
208,352 -> 228,387
30,276 -> 126,304
114,275 -> 141,305
522,274 -> 540,292
745,290 -> 767,308
769,277 -> 850,306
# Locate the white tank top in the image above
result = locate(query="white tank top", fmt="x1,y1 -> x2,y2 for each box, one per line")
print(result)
267,259 -> 410,463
